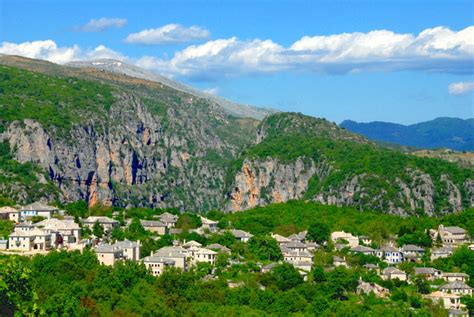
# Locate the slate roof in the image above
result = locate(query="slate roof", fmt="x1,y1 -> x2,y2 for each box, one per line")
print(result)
21,202 -> 58,211
351,245 -> 375,253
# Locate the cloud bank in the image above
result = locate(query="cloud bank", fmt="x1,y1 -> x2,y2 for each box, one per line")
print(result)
75,18 -> 127,32
1,26 -> 473,80
124,24 -> 210,45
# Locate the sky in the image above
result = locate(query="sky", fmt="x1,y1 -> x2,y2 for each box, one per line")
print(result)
0,0 -> 473,124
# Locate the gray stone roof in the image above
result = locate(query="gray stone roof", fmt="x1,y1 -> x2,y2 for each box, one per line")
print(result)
140,220 -> 166,227
21,202 -> 58,211
114,240 -> 140,248
94,243 -> 122,253
415,267 -> 440,275
401,244 -> 424,252
83,216 -> 118,225
142,255 -> 176,265
443,226 -> 466,234
440,281 -> 473,290
383,267 -> 405,275
231,229 -> 253,239
351,245 -> 375,253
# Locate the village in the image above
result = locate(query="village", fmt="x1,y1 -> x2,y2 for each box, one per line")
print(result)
0,202 -> 472,316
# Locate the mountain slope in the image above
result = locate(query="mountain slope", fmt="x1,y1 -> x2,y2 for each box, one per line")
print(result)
66,59 -> 277,120
226,113 -> 474,216
341,117 -> 474,151
0,57 -> 258,210
1,55 -> 473,216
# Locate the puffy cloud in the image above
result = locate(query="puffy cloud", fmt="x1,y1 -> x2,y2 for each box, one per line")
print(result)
124,24 -> 210,45
448,81 -> 474,95
1,26 -> 473,80
0,40 -> 126,64
75,17 -> 127,32
136,26 -> 474,79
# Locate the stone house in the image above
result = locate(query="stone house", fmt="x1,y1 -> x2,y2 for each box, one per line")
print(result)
230,229 -> 254,242
140,220 -> 167,235
376,245 -> 404,264
158,212 -> 178,228
34,218 -> 80,248
442,273 -> 469,283
94,243 -> 123,266
20,202 -> 58,220
331,231 -> 359,248
83,216 -> 119,233
440,281 -> 473,296
414,267 -> 443,280
8,228 -> 52,252
381,267 -> 407,281
0,206 -> 20,223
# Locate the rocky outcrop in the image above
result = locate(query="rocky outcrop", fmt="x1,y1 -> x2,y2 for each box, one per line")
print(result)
1,93 -> 243,210
227,157 -> 331,211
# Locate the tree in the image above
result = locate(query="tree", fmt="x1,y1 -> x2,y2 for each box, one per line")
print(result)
176,213 -> 202,230
92,220 -> 104,238
127,218 -> 147,240
248,235 -> 282,261
269,263 -> 303,291
307,222 -> 330,244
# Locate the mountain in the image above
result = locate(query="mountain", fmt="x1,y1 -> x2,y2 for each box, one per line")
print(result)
340,117 -> 474,151
66,59 -> 277,120
225,113 -> 474,216
0,55 -> 473,216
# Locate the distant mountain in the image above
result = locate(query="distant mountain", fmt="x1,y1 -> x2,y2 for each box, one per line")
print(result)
340,117 -> 474,151
66,59 -> 277,120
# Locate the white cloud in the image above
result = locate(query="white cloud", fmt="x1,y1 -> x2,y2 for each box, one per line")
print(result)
124,24 -> 210,45
135,26 -> 474,79
1,26 -> 473,80
448,81 -> 474,95
203,87 -> 219,95
0,40 -> 126,64
75,18 -> 127,32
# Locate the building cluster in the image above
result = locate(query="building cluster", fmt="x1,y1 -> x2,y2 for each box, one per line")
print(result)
0,204 -> 471,315
335,226 -> 472,316
0,203 -> 84,253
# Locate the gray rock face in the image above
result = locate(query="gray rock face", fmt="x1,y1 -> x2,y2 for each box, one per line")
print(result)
1,92 -> 242,210
227,159 -> 473,215
226,157 -> 331,211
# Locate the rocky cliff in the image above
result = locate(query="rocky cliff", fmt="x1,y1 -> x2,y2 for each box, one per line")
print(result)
1,56 -> 473,216
226,114 -> 474,215
0,59 -> 256,210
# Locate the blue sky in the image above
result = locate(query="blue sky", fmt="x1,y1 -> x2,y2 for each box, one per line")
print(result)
1,0 -> 473,124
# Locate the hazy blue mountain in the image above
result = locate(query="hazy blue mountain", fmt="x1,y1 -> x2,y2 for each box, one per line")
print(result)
340,117 -> 474,151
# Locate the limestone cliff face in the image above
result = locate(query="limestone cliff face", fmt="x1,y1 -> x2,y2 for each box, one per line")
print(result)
227,157 -> 331,211
1,93 -> 242,210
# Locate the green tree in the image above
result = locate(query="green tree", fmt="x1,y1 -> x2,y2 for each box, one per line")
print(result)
307,222 -> 330,244
92,220 -> 104,238
248,235 -> 282,261
269,263 -> 303,291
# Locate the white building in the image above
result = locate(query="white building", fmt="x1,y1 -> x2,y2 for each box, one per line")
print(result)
20,202 -> 58,220
376,245 -> 404,264
331,231 -> 359,248
83,216 -> 119,233
34,218 -> 80,248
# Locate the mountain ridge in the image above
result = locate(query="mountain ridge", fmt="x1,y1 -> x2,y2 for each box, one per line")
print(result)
0,55 -> 473,216
341,117 -> 474,151
66,59 -> 278,120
